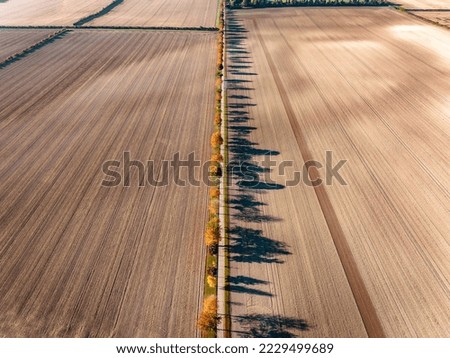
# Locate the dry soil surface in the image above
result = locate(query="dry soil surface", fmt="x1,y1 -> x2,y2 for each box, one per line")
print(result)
0,0 -> 112,26
0,30 -> 216,337
88,0 -> 218,28
399,0 -> 450,9
226,7 -> 450,338
0,29 -> 55,61
411,11 -> 450,27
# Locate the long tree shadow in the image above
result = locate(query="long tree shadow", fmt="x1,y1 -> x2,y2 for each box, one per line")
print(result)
230,193 -> 280,222
74,0 -> 124,26
226,275 -> 272,297
229,227 -> 290,264
224,11 -> 308,336
227,0 -> 394,10
226,11 -> 286,254
0,30 -> 70,69
232,314 -> 310,338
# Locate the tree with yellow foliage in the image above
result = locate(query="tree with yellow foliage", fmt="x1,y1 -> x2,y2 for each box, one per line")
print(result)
211,131 -> 224,149
197,295 -> 219,333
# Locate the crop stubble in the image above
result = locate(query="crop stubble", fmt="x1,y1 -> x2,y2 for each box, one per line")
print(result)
399,0 -> 450,27
410,11 -> 450,27
88,0 -> 218,28
0,29 -> 55,62
0,30 -> 216,337
226,7 -> 450,337
0,0 -> 112,26
399,0 -> 449,9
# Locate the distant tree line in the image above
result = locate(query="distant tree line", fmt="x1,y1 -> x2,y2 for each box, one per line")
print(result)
74,0 -> 124,26
227,0 -> 391,8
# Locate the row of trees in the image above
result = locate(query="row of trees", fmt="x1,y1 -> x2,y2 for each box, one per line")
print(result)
228,0 -> 390,8
197,0 -> 226,337
197,295 -> 219,332
199,0 -> 391,338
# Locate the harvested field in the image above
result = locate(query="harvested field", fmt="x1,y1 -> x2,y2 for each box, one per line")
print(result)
400,0 -> 450,27
411,11 -> 450,27
399,0 -> 449,9
225,7 -> 450,337
0,29 -> 55,62
88,0 -> 218,28
0,30 -> 216,337
0,0 -> 111,26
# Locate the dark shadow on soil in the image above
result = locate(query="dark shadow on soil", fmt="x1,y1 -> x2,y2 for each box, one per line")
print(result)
224,10 -> 308,337
0,30 -> 70,70
74,0 -> 124,26
226,11 -> 286,222
229,275 -> 268,286
229,193 -> 281,222
403,9 -> 450,12
227,0 -> 394,10
231,314 -> 310,338
225,283 -> 273,296
229,226 -> 290,263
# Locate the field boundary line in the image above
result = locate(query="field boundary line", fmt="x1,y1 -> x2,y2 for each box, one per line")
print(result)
227,1 -> 394,10
392,7 -> 450,29
0,25 -> 219,32
406,9 -> 450,12
254,20 -> 385,338
0,29 -> 69,69
80,26 -> 219,31
73,0 -> 125,27
0,26 -> 68,29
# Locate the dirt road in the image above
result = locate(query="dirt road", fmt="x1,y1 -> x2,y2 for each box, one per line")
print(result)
226,7 -> 450,337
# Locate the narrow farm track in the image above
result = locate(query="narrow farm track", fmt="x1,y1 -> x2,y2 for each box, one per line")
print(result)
0,30 -> 216,337
226,7 -> 450,337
